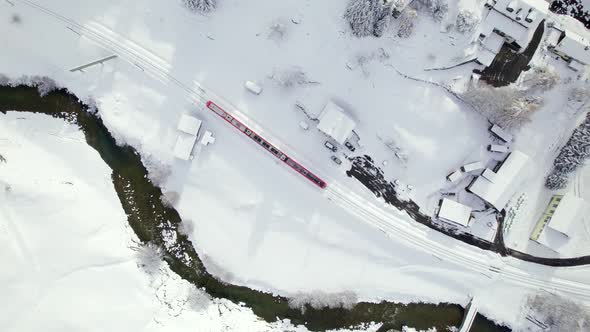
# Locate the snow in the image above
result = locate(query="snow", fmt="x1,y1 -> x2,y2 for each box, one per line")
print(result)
490,124 -> 513,143
316,101 -> 356,145
438,198 -> 473,226
3,0 -> 590,330
2,112 -> 346,332
468,151 -> 530,210
461,161 -> 485,172
555,32 -> 590,65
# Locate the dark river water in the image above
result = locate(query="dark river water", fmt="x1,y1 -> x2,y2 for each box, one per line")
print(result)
0,85 -> 511,332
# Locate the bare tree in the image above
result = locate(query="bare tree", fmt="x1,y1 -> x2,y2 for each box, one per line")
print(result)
455,10 -> 480,33
269,66 -> 318,89
520,65 -> 560,92
526,292 -> 590,331
344,0 -> 393,37
288,290 -> 357,312
182,0 -> 217,13
397,8 -> 418,38
462,84 -> 543,130
412,0 -> 448,21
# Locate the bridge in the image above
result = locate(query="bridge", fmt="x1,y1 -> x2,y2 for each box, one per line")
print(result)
459,297 -> 478,332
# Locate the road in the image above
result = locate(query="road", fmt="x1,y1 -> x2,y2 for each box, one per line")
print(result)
13,0 -> 590,302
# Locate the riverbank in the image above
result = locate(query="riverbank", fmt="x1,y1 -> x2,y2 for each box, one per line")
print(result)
0,84 -> 510,331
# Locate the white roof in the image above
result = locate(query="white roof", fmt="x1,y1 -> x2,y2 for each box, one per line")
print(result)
438,198 -> 472,227
536,226 -> 571,254
173,133 -> 198,160
490,124 -> 513,142
482,168 -> 497,182
477,48 -> 498,66
548,194 -> 588,236
468,150 -> 529,210
483,32 -> 506,53
555,32 -> 590,65
447,170 -> 463,182
177,114 -> 202,135
200,131 -> 216,146
317,101 -> 356,145
462,161 -> 486,172
482,10 -> 528,46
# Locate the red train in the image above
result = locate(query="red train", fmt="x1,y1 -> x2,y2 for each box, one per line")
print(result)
206,101 -> 327,189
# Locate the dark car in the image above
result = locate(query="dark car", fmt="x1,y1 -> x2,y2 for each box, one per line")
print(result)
344,141 -> 355,152
331,155 -> 342,165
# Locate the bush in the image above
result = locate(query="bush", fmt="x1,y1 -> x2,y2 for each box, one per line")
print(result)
344,0 -> 393,37
413,0 -> 448,21
397,8 -> 418,38
545,171 -> 569,190
455,10 -> 480,33
182,0 -> 217,13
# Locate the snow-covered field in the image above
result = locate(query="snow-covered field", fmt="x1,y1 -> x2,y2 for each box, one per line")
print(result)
2,0 -> 590,330
1,112 -> 363,332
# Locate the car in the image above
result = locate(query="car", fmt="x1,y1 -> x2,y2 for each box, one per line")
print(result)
324,141 -> 337,152
331,155 -> 342,165
344,141 -> 355,152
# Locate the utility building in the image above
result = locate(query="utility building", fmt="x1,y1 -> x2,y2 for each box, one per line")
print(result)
467,150 -> 529,210
173,114 -> 202,160
437,198 -> 473,227
316,101 -> 356,145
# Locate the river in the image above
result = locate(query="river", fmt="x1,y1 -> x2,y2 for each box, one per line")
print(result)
0,85 -> 510,332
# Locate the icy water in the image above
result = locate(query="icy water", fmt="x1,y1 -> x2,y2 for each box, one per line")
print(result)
0,85 -> 510,332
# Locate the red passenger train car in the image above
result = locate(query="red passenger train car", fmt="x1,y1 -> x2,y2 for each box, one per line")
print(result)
206,101 -> 326,189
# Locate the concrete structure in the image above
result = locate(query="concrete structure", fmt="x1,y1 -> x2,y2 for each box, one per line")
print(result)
459,297 -> 479,332
531,194 -> 589,254
477,0 -> 548,66
200,130 -> 216,146
438,198 -> 473,227
173,114 -> 202,160
317,101 -> 356,145
467,150 -> 529,210
547,15 -> 590,71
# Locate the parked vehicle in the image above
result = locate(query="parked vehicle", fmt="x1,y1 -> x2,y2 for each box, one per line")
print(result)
488,144 -> 509,153
344,141 -> 356,152
331,155 -> 342,165
324,141 -> 337,152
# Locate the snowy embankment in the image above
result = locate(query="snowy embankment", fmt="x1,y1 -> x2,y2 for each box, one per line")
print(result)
0,112 -> 382,332
2,0 -> 590,330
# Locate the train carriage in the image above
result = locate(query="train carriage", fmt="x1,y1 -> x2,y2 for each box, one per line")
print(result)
206,101 -> 326,189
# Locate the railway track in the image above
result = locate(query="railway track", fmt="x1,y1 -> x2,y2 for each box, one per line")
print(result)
14,0 -> 590,302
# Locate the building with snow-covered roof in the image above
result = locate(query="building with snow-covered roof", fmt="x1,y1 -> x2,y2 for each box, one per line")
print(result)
547,15 -> 590,71
177,114 -> 202,135
477,0 -> 548,65
437,198 -> 473,227
531,194 -> 589,254
467,150 -> 529,210
317,101 -> 356,145
174,114 -> 202,160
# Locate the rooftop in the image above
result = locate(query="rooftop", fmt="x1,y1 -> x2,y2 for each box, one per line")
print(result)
468,150 -> 529,210
317,101 -> 356,145
547,194 -> 588,236
177,114 -> 202,135
438,198 -> 472,227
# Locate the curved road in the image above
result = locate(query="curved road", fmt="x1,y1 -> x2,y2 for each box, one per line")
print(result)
13,0 -> 590,302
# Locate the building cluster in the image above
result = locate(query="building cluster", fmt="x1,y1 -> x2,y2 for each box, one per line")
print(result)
476,0 -> 590,71
173,114 -> 215,161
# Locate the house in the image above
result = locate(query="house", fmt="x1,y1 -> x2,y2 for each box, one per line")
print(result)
477,0 -> 549,66
547,15 -> 590,71
489,124 -> 513,142
531,194 -> 589,255
437,198 -> 473,227
174,114 -> 202,160
461,161 -> 486,173
467,150 -> 529,210
316,101 -> 356,145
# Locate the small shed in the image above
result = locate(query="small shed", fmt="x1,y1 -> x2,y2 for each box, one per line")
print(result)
489,124 -> 513,142
200,131 -> 216,146
174,134 -> 198,160
462,161 -> 486,173
317,101 -> 356,145
177,114 -> 202,136
447,170 -> 463,182
438,198 -> 473,227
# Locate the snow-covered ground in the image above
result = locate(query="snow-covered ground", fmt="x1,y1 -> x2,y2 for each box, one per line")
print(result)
0,112 -> 384,332
2,0 -> 590,330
